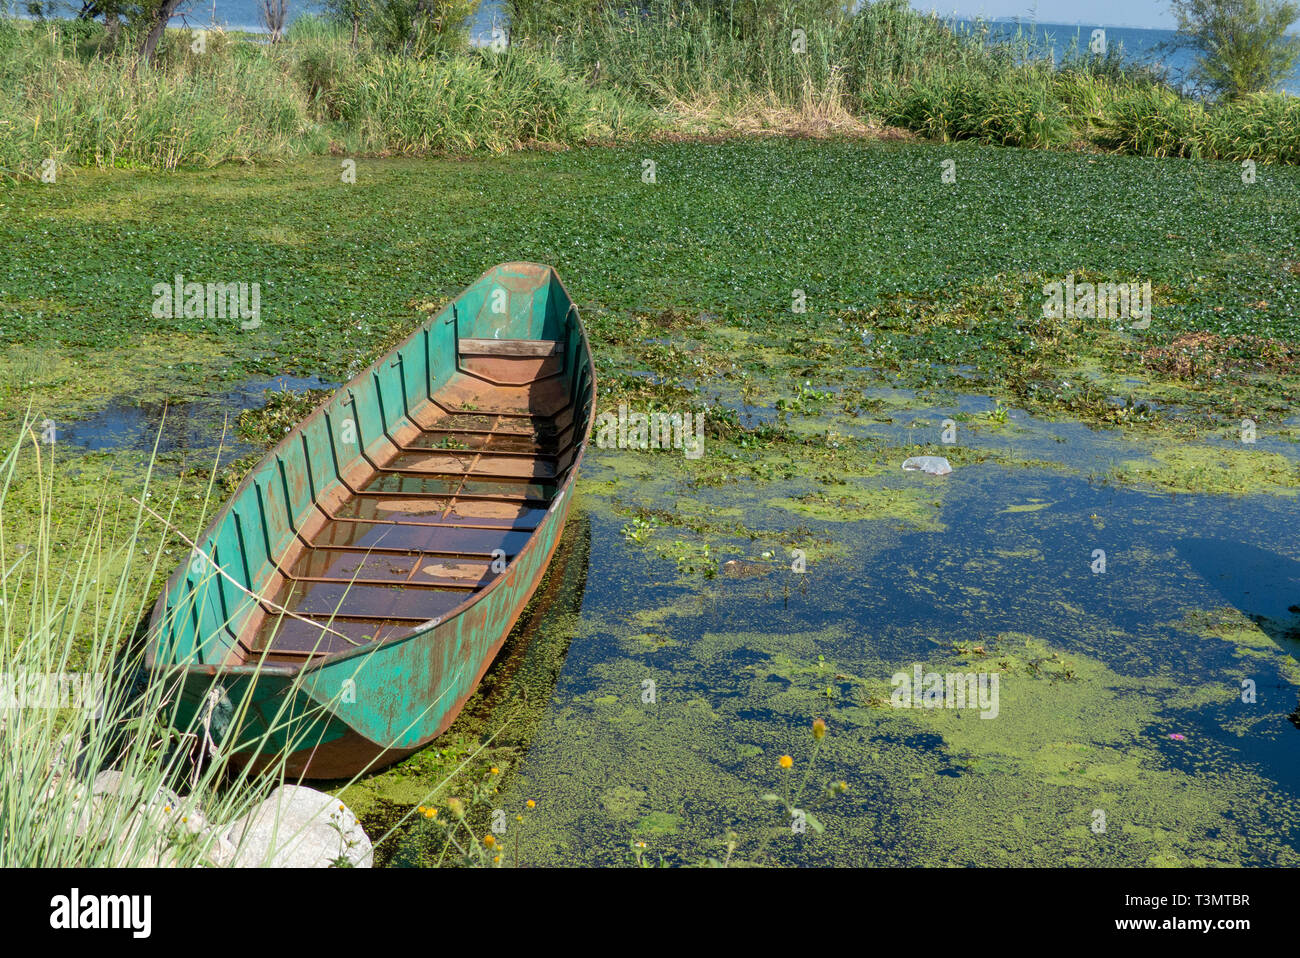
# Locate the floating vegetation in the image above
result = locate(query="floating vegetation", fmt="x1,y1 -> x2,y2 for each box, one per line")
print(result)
4,136 -> 1299,868
1114,443 -> 1300,496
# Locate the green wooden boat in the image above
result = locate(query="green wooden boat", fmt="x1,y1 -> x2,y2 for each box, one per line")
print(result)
145,263 -> 595,778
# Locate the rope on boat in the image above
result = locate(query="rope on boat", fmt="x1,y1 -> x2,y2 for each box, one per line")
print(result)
200,687 -> 223,761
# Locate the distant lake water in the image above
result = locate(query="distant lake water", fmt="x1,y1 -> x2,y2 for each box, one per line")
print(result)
84,0 -> 508,39
13,1 -> 1299,94
955,18 -> 1300,94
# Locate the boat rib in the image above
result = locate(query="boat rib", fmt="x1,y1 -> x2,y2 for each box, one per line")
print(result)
237,343 -> 577,666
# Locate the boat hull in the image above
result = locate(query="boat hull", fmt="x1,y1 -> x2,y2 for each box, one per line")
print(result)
182,503 -> 573,779
146,263 -> 594,778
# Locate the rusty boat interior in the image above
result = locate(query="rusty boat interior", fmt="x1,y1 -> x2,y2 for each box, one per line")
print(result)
148,263 -> 594,675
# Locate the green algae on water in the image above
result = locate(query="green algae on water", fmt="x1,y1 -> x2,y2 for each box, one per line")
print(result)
1113,443 -> 1299,496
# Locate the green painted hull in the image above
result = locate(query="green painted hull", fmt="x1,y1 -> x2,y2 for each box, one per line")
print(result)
145,263 -> 594,778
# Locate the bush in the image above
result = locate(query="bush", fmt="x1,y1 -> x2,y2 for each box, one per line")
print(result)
1092,83 -> 1207,158
334,48 -> 654,154
1169,0 -> 1300,98
1202,91 -> 1300,161
879,72 -> 1071,148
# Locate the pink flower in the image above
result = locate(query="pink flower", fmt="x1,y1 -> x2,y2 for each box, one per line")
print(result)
1169,733 -> 1186,741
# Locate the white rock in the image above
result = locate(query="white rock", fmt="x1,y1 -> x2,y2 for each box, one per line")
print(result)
92,769 -> 179,808
223,785 -> 372,868
203,833 -> 238,868
50,733 -> 83,775
41,777 -> 98,837
176,801 -> 208,835
68,769 -> 204,865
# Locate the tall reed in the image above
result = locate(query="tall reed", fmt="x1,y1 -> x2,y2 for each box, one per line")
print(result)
2,4 -> 1298,179
0,414 -> 418,866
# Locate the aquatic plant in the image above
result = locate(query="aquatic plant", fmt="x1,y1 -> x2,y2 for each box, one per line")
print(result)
401,763 -> 536,867
760,717 -> 848,839
620,515 -> 658,543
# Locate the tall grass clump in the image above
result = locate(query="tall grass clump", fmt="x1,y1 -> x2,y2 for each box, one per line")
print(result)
1202,91 -> 1300,162
517,1 -> 1072,136
1090,82 -> 1209,158
517,0 -> 870,130
876,71 -> 1071,147
0,421 -> 229,865
335,47 -> 657,154
0,416 -> 385,866
322,0 -> 479,55
0,23 -> 313,179
838,1 -> 1072,98
284,12 -> 353,43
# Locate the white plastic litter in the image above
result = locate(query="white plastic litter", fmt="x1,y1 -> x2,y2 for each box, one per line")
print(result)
901,456 -> 952,476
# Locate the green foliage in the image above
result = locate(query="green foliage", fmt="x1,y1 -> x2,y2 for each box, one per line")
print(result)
236,389 -> 333,446
1202,89 -> 1300,160
334,48 -> 656,154
1,2 -> 1300,178
364,0 -> 478,55
321,0 -> 479,54
877,72 -> 1071,148
0,17 -> 20,56
505,0 -> 611,40
284,12 -> 350,43
0,35 -> 311,179
1169,0 -> 1300,98
1090,81 -> 1209,157
293,33 -> 362,119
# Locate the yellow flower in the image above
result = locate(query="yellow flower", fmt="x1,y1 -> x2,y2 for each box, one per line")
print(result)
526,799 -> 536,809
484,834 -> 496,848
812,718 -> 827,740
493,854 -> 501,863
778,755 -> 793,769
424,807 -> 437,819
489,767 -> 500,775
635,841 -> 647,849
516,815 -> 523,823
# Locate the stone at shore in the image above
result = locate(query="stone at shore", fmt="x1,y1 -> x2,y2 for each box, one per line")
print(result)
40,756 -> 371,867
223,785 -> 373,868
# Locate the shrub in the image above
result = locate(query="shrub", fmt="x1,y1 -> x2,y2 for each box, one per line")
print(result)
878,72 -> 1071,148
1092,83 -> 1207,158
1202,91 -> 1300,161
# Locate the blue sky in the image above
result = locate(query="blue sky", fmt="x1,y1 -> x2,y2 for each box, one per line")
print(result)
911,1 -> 1178,30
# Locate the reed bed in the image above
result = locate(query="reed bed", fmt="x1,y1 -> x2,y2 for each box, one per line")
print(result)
2,4 -> 1300,180
0,416 -> 452,866
1,7 -> 1297,184
334,49 -> 657,155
